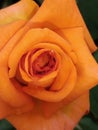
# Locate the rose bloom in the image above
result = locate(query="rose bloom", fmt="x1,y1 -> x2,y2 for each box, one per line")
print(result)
0,0 -> 98,130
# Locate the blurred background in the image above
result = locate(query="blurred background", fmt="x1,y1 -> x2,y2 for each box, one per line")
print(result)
0,0 -> 98,130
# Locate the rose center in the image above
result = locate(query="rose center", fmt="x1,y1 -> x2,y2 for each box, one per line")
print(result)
32,51 -> 56,76
16,49 -> 58,85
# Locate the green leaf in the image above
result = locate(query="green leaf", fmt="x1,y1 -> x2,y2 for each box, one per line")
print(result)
34,0 -> 43,6
0,0 -> 43,8
74,46 -> 98,129
74,116 -> 98,130
90,85 -> 98,119
0,119 -> 16,130
92,49 -> 98,62
89,48 -> 98,119
0,0 -> 19,9
77,0 -> 98,40
74,125 -> 83,130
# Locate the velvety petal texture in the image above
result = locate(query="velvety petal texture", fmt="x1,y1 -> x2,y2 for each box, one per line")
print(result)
0,97 -> 34,120
6,92 -> 89,130
29,0 -> 97,52
0,0 -> 38,117
0,0 -> 39,25
0,0 -> 98,130
8,28 -> 77,102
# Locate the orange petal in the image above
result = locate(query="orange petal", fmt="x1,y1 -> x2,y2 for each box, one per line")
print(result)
63,92 -> 89,124
29,0 -> 97,52
59,27 -> 98,104
0,98 -> 14,119
42,92 -> 89,128
0,97 -> 34,119
0,0 -> 39,25
41,90 -> 89,118
18,48 -> 60,87
22,64 -> 76,102
6,92 -> 89,130
0,20 -> 26,50
8,28 -> 76,77
0,20 -> 34,108
8,28 -> 77,102
0,67 -> 34,107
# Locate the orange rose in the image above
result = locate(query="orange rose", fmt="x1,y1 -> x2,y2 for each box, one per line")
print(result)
0,0 -> 98,130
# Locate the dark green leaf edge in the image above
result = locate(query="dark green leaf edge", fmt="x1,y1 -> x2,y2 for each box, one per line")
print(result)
0,0 -> 44,9
0,119 -> 16,130
93,49 -> 98,63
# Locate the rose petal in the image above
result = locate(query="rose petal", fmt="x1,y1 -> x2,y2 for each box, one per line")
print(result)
0,97 -> 34,119
60,27 -> 98,104
0,98 -> 14,119
6,92 -> 89,130
41,92 -> 89,123
0,21 -> 35,107
29,0 -> 97,52
22,43 -> 77,101
8,28 -> 77,102
0,0 -> 39,25
22,64 -> 76,102
0,67 -> 34,107
8,28 -> 76,78
17,48 -> 60,87
0,20 -> 26,50
63,92 -> 89,124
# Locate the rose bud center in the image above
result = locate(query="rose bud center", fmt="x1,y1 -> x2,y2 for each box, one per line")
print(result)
16,49 -> 59,87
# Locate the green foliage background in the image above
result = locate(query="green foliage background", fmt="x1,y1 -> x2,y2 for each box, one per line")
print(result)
0,0 -> 98,130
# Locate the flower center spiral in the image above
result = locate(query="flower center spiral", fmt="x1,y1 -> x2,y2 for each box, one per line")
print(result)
32,51 -> 56,76
16,49 -> 59,86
